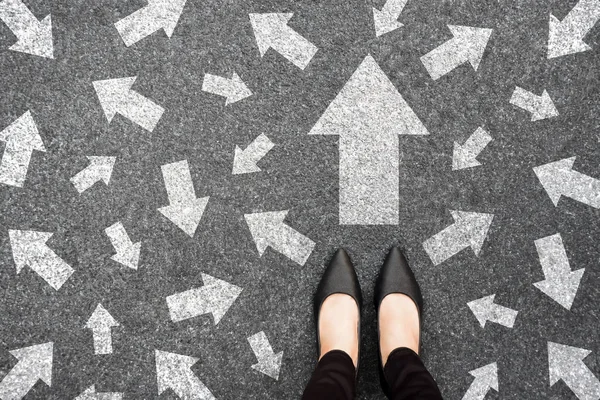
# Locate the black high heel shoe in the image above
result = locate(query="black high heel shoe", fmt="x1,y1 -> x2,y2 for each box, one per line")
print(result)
374,247 -> 423,397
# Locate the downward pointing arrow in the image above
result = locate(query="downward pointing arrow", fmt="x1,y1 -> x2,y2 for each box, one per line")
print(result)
462,362 -> 498,400
155,350 -> 215,400
548,0 -> 600,59
467,294 -> 518,328
85,304 -> 119,355
422,210 -> 494,266
0,111 -> 45,187
202,72 -> 252,105
372,0 -> 409,37
452,127 -> 492,170
420,25 -> 492,80
105,222 -> 141,270
75,385 -> 123,400
548,342 -> 600,400
510,86 -> 558,121
248,331 -> 283,380
245,210 -> 315,266
70,156 -> 116,194
8,229 -> 74,290
534,233 -> 584,310
232,134 -> 274,174
0,342 -> 53,400
0,0 -> 53,58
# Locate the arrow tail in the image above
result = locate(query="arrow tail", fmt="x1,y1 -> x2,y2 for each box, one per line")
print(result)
71,166 -> 98,193
535,234 -> 572,279
273,26 -> 317,70
269,224 -> 315,265
464,127 -> 492,154
92,329 -> 113,355
509,87 -> 540,113
0,145 -> 33,187
29,247 -> 74,290
489,304 -> 518,328
0,0 -> 39,36
0,361 -> 40,400
248,331 -> 274,359
461,378 -> 489,400
175,376 -> 215,400
161,160 -> 196,204
166,287 -> 209,322
105,222 -> 133,253
563,366 -> 600,399
201,73 -> 234,98
118,90 -> 164,132
245,134 -> 274,161
115,5 -> 161,47
423,224 -> 469,265
561,0 -> 600,39
421,38 -> 466,80
566,169 -> 600,208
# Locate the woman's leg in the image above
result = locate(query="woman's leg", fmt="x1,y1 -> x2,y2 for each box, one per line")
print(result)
384,347 -> 443,400
301,349 -> 356,400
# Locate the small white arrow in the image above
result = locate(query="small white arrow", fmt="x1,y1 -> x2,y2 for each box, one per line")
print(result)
534,156 -> 600,209
70,156 -> 116,194
85,304 -> 120,355
467,294 -> 518,329
8,229 -> 74,290
510,86 -> 558,121
105,222 -> 141,270
249,13 -> 318,70
462,362 -> 498,400
372,0 -> 408,37
167,273 -> 242,324
75,385 -> 123,400
420,25 -> 492,80
158,160 -> 209,237
155,350 -> 216,400
202,72 -> 252,105
232,133 -> 274,174
422,210 -> 494,266
245,210 -> 315,266
0,342 -> 53,400
0,0 -> 53,58
548,0 -> 600,59
0,111 -> 45,187
549,342 -> 600,400
533,233 -> 584,310
93,76 -> 164,132
115,0 -> 187,47
452,127 -> 492,170
248,331 -> 283,380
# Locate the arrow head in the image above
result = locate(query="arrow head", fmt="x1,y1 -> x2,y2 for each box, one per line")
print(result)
232,145 -> 261,174
149,0 -> 187,37
530,90 -> 559,121
10,342 -> 53,386
0,111 -> 45,152
452,141 -> 481,170
201,273 -> 243,324
449,210 -> 494,255
548,341 -> 592,385
252,351 -> 283,380
8,229 -> 53,273
244,210 -> 289,255
111,241 -> 141,270
548,14 -> 592,59
533,156 -> 576,206
534,268 -> 584,310
469,362 -> 498,391
9,14 -> 53,58
93,77 -> 137,122
158,197 -> 209,237
447,25 -> 492,71
372,8 -> 403,37
467,294 -> 496,328
155,350 -> 199,394
86,303 -> 119,329
225,72 -> 252,105
249,13 -> 293,56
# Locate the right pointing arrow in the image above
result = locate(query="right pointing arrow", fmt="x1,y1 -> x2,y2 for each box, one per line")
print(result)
422,210 -> 494,266
452,127 -> 492,170
467,294 -> 518,329
0,342 -> 53,400
75,385 -> 123,400
85,304 -> 120,355
372,0 -> 408,37
548,342 -> 600,400
70,156 -> 116,194
0,0 -> 53,58
510,86 -> 558,121
105,221 -> 141,270
548,0 -> 600,59
248,331 -> 283,380
462,362 -> 498,400
155,350 -> 215,400
232,133 -> 274,175
202,72 -> 252,105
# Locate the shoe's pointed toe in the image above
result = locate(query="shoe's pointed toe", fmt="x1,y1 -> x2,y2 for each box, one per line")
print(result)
374,247 -> 423,314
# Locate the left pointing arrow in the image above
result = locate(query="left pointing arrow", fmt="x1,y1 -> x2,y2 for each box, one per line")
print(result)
202,72 -> 252,105
71,156 -> 116,194
0,0 -> 53,58
105,221 -> 141,270
0,342 -> 53,400
85,304 -> 120,355
0,111 -> 45,188
8,230 -> 74,290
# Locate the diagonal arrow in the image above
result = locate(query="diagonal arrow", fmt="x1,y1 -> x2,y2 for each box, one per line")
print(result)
166,273 -> 243,324
372,0 -> 409,37
462,362 -> 498,400
548,342 -> 600,399
155,350 -> 215,400
0,342 -> 53,400
70,156 -> 116,194
244,210 -> 315,266
0,111 -> 45,187
158,160 -> 210,237
232,133 -> 274,175
75,385 -> 123,400
93,76 -> 164,132
510,86 -> 558,121
8,229 -> 74,290
202,72 -> 252,105
85,304 -> 120,355
423,210 -> 494,266
452,127 -> 492,170
115,0 -> 187,47
248,331 -> 283,380
105,221 -> 141,270
467,294 -> 518,328
548,0 -> 600,59
420,25 -> 492,80
533,233 -> 584,310
534,156 -> 600,209
0,0 -> 53,58
249,13 -> 318,70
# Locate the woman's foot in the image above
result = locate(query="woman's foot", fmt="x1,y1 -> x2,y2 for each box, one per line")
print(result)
379,293 -> 420,366
318,293 -> 360,367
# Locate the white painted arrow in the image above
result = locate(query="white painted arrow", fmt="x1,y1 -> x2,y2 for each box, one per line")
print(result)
423,210 -> 494,266
462,362 -> 498,400
202,72 -> 252,105
248,331 -> 283,380
0,342 -> 53,400
309,55 -> 429,225
93,76 -> 164,132
510,86 -> 558,121
115,0 -> 187,47
232,133 -> 274,174
0,0 -> 53,58
167,273 -> 242,324
420,25 -> 492,80
158,160 -> 209,237
0,111 -> 45,187
452,127 -> 492,170
245,210 -> 315,265
85,304 -> 119,355
533,233 -> 584,310
548,0 -> 600,59
249,13 -> 318,70
372,0 -> 408,37
549,342 -> 600,400
75,385 -> 123,400
534,156 -> 600,209
105,221 -> 140,270
467,294 -> 518,329
8,230 -> 74,290
71,156 -> 116,194
155,350 -> 215,400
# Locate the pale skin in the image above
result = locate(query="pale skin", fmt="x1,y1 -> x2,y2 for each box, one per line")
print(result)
318,293 -> 419,368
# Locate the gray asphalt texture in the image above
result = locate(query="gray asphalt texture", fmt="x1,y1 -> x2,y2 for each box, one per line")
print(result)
1,0 -> 600,398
